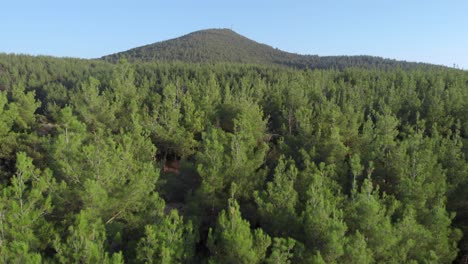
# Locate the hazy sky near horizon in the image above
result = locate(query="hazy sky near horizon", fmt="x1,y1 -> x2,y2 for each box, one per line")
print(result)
2,0 -> 467,68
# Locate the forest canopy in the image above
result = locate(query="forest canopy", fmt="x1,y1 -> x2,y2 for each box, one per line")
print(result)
0,53 -> 467,263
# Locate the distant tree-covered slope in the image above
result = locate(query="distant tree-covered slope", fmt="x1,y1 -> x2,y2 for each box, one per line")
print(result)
101,28 -> 444,70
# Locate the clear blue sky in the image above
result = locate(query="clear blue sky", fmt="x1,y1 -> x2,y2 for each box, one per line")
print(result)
2,0 -> 467,68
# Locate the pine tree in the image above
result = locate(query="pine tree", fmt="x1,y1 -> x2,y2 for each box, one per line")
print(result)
0,153 -> 53,263
54,210 -> 123,263
152,83 -> 197,157
300,163 -> 347,262
226,100 -> 269,199
344,173 -> 398,262
196,127 -> 228,213
70,77 -> 116,132
342,231 -> 374,264
254,156 -> 299,237
266,237 -> 297,264
0,91 -> 18,180
137,210 -> 195,264
207,198 -> 271,264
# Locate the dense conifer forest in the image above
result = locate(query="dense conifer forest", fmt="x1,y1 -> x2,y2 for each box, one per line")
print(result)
0,51 -> 467,263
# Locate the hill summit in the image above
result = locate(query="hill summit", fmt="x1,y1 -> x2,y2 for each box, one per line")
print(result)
101,28 -> 440,70
102,28 -> 300,64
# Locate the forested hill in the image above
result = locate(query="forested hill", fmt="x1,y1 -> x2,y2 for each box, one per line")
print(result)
101,28 -> 444,70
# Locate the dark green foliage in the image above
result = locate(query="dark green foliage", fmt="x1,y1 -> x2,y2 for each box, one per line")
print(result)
0,52 -> 466,263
